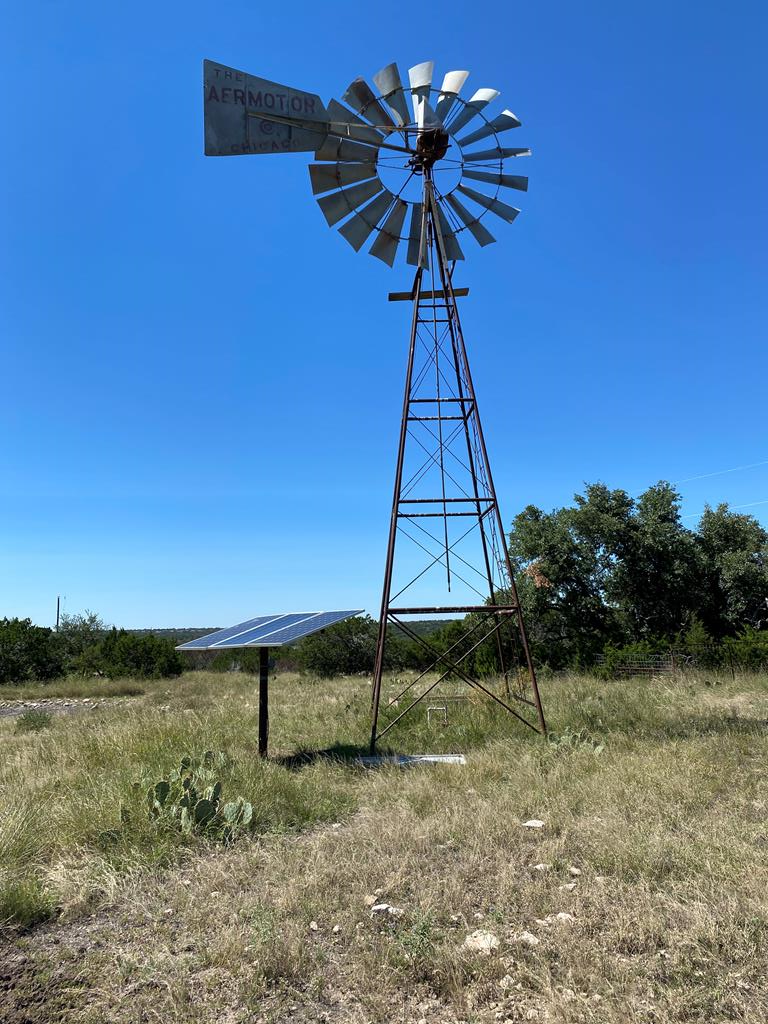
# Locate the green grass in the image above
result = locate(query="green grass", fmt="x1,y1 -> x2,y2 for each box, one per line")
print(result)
2,668 -> 768,1023
0,677 -> 145,700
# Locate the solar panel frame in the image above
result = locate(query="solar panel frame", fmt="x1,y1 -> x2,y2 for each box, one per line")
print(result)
176,610 -> 364,650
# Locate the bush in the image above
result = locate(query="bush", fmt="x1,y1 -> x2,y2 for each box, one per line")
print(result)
14,710 -> 54,735
90,629 -> 184,679
0,618 -> 65,684
210,648 -> 264,674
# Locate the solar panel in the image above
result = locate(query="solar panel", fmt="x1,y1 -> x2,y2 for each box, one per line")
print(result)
176,610 -> 364,650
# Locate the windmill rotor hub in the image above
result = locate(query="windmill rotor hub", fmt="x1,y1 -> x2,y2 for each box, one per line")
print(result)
412,127 -> 450,171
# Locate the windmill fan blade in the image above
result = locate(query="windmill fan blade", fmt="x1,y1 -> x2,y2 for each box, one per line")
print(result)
457,109 -> 522,148
457,184 -> 520,224
342,77 -> 396,129
434,202 -> 465,261
444,193 -> 496,247
462,146 -> 531,162
409,61 -> 435,128
463,168 -> 528,191
317,178 -> 384,227
327,99 -> 383,146
373,63 -> 412,127
435,70 -> 470,121
314,136 -> 378,163
369,199 -> 408,266
338,190 -> 396,251
447,88 -> 499,137
406,202 -> 427,268
308,162 -> 378,195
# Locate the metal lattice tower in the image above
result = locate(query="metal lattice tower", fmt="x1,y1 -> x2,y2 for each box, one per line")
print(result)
202,57 -> 547,751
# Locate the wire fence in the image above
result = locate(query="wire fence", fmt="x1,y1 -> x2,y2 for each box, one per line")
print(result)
595,641 -> 768,677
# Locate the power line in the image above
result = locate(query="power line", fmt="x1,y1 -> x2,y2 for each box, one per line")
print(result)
682,498 -> 768,521
673,459 -> 768,486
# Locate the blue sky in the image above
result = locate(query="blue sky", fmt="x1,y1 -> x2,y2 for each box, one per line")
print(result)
2,1 -> 766,628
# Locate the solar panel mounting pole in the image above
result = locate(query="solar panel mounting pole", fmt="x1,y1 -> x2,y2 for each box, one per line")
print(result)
259,646 -> 269,757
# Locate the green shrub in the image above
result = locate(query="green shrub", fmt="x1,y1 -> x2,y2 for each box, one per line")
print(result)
14,709 -> 54,734
0,618 -> 65,684
88,630 -> 183,679
0,875 -> 55,928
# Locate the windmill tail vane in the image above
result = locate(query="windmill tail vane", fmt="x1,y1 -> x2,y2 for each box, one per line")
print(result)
203,58 -> 547,750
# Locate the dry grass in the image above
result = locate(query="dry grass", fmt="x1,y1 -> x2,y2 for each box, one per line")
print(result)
2,669 -> 768,1022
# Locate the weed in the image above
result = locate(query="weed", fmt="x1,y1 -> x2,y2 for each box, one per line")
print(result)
14,709 -> 54,734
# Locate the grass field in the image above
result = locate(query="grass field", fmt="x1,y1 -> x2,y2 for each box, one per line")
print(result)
2,668 -> 768,1023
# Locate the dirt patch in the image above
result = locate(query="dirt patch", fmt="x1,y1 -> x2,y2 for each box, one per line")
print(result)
0,929 -> 87,1023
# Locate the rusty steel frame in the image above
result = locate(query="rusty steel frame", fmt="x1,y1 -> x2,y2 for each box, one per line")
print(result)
369,169 -> 546,753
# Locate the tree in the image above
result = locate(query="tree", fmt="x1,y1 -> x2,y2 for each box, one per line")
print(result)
296,616 -> 379,677
606,483 -> 705,639
506,481 -> 762,667
697,504 -> 768,635
93,629 -> 183,679
58,610 -> 107,667
0,618 -> 65,684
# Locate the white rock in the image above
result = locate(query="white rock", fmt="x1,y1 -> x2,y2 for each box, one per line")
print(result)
473,911 -> 485,920
515,930 -> 540,946
522,819 -> 545,829
499,974 -> 515,990
370,903 -> 404,919
532,863 -> 550,873
568,866 -> 582,877
463,929 -> 500,955
309,920 -> 318,931
558,882 -> 577,892
537,911 -> 575,926
332,924 -> 341,934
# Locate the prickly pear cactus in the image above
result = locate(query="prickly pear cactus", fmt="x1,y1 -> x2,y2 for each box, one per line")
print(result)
139,752 -> 252,842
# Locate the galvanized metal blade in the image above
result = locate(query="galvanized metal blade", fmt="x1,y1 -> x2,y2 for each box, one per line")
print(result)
308,162 -> 378,195
408,61 -> 435,128
444,193 -> 496,247
456,183 -> 520,224
406,202 -> 427,267
434,201 -> 465,261
316,178 -> 384,227
434,70 -> 470,122
326,99 -> 383,147
369,199 -> 408,266
462,146 -> 531,162
372,63 -> 412,128
314,136 -> 379,163
463,168 -> 528,191
338,190 -> 396,251
342,77 -> 396,129
447,88 -> 499,137
457,109 -> 522,148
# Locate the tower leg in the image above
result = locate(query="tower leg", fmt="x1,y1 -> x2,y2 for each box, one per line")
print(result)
370,172 -> 546,750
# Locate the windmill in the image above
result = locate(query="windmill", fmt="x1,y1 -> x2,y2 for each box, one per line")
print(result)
203,59 -> 547,752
